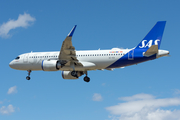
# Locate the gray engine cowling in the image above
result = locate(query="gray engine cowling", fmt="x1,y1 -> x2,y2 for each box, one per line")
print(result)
62,71 -> 84,79
41,60 -> 61,71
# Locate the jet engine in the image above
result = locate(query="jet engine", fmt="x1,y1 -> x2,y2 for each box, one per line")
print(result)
62,71 -> 84,79
41,60 -> 61,71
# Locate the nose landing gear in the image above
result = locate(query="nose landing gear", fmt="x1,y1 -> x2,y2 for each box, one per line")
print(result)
26,70 -> 31,80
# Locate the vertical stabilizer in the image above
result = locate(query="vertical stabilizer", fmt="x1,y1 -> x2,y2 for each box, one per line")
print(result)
136,21 -> 166,49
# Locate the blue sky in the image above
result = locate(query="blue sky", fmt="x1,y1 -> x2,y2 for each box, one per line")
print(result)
0,0 -> 180,120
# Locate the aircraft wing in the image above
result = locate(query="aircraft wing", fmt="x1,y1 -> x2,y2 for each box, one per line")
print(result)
58,25 -> 83,67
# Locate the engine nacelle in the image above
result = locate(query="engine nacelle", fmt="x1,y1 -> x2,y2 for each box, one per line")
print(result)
41,60 -> 61,71
62,71 -> 84,79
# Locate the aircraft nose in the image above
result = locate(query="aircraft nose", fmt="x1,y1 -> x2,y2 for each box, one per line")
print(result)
9,61 -> 15,69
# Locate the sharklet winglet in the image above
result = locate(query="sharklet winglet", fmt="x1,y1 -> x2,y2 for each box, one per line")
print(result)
68,25 -> 77,37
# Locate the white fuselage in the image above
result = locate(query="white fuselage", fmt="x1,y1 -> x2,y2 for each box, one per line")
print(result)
9,48 -> 130,71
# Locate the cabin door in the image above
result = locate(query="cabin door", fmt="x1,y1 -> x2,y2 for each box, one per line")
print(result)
128,50 -> 134,60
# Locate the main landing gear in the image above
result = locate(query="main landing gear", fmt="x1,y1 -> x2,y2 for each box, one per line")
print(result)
84,76 -> 90,82
71,70 -> 78,78
26,70 -> 31,80
83,71 -> 90,82
71,70 -> 90,82
84,71 -> 90,82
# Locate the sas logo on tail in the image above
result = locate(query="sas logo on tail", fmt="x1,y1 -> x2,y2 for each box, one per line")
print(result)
139,39 -> 160,48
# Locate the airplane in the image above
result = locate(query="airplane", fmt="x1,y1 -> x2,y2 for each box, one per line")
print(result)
9,21 -> 169,82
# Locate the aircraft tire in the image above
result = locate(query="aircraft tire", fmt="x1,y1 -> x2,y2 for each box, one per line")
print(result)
71,71 -> 77,77
26,76 -> 30,80
84,76 -> 90,82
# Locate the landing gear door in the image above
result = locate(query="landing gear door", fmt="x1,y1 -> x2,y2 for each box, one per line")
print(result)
128,50 -> 134,60
23,54 -> 29,63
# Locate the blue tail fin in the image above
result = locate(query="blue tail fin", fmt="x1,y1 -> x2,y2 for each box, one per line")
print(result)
135,21 -> 166,49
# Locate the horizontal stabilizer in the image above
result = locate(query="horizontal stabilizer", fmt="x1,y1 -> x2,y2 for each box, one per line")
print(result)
143,45 -> 158,57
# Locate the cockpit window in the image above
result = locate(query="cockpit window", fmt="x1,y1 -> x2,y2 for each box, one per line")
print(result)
15,56 -> 20,60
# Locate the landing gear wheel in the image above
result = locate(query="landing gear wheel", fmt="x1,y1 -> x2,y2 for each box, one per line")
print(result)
26,70 -> 31,80
26,76 -> 30,80
84,76 -> 90,82
71,71 -> 77,77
